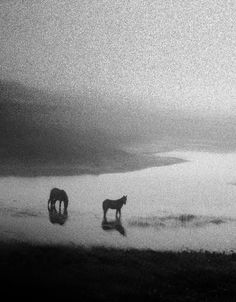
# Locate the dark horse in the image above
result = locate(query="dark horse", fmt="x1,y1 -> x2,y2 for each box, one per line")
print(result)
48,188 -> 69,211
102,195 -> 127,219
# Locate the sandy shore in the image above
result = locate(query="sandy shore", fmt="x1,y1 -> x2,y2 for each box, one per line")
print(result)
1,241 -> 236,301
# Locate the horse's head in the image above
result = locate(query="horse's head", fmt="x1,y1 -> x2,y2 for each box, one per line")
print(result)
123,195 -> 127,204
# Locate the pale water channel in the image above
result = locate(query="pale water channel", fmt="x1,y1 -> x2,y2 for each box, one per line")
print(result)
1,151 -> 236,252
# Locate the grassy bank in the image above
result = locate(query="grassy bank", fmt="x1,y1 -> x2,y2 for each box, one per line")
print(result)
1,242 -> 236,301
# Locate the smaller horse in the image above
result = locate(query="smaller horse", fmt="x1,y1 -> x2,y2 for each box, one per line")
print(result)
48,188 -> 69,211
102,195 -> 127,219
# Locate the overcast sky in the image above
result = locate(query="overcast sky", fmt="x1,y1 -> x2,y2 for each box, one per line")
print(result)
0,0 -> 235,115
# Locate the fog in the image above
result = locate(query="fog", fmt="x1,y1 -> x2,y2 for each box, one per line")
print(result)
1,79 -> 236,176
1,0 -> 235,115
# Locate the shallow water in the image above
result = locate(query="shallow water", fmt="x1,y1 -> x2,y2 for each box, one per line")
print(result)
1,150 -> 236,252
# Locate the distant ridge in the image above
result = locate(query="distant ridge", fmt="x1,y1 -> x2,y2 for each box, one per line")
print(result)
1,79 -> 236,177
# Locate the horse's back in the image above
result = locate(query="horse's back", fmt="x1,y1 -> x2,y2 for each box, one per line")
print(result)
50,188 -> 68,201
103,199 -> 119,210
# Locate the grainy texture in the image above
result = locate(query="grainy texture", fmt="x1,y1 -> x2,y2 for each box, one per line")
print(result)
1,242 -> 236,301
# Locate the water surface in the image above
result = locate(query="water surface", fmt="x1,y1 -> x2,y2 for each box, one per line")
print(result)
1,151 -> 236,252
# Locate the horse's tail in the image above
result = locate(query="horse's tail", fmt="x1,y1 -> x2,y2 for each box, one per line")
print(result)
102,200 -> 107,211
48,198 -> 51,210
63,191 -> 69,209
48,188 -> 55,208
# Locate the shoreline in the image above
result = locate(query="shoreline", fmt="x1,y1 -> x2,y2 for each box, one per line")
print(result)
0,152 -> 186,177
1,241 -> 236,301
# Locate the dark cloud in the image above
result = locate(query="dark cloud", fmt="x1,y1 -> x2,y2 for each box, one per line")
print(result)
0,81 -> 118,168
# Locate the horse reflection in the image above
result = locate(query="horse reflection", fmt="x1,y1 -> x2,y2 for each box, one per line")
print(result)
48,205 -> 68,226
102,217 -> 126,236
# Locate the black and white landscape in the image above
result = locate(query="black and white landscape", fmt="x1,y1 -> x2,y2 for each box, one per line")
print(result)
0,1 -> 236,301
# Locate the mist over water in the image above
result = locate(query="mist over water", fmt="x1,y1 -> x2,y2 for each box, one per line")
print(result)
1,73 -> 236,252
1,80 -> 236,251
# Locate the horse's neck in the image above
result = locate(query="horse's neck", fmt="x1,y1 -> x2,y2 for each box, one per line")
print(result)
119,197 -> 125,204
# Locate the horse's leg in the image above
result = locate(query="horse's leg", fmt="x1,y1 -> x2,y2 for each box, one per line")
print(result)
51,198 -> 56,210
64,200 -> 68,211
117,209 -> 121,218
103,208 -> 107,220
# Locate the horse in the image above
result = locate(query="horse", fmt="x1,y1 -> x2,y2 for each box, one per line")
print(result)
102,195 -> 127,219
48,188 -> 69,211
